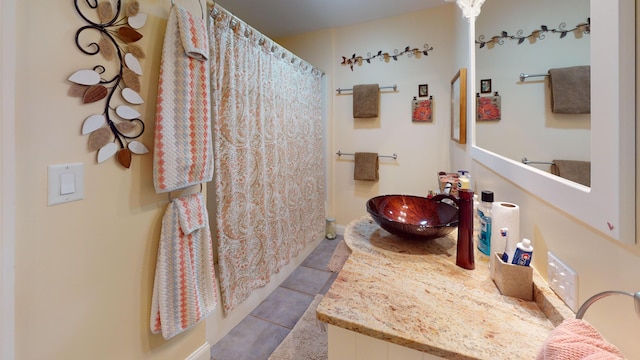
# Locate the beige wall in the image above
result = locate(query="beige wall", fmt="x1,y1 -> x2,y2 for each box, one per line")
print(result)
281,5 -> 458,227
10,1 -> 208,359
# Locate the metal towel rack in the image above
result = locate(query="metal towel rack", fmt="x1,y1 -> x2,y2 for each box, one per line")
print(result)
522,157 -> 555,166
519,73 -> 549,82
336,150 -> 397,160
336,84 -> 398,95
576,290 -> 640,319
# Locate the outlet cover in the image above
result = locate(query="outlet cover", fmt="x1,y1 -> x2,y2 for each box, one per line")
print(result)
547,251 -> 579,312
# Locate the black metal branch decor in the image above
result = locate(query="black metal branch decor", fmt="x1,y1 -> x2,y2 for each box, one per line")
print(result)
341,44 -> 434,71
476,18 -> 590,49
69,0 -> 149,169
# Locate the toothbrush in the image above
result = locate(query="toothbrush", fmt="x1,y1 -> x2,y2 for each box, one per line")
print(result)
500,228 -> 509,262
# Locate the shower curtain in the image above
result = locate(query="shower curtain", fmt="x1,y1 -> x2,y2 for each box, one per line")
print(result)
209,6 -> 325,313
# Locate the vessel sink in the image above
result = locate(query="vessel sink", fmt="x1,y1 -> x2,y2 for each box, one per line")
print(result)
366,194 -> 458,240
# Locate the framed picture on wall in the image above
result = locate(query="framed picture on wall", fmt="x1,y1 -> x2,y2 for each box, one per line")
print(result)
477,94 -> 501,121
412,97 -> 433,122
480,79 -> 492,94
418,84 -> 429,97
451,68 -> 467,144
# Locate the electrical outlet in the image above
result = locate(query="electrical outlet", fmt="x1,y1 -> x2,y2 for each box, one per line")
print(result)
547,251 -> 579,312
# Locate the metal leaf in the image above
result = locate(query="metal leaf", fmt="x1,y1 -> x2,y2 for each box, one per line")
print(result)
128,12 -> 147,29
122,68 -> 141,92
121,88 -> 144,104
97,143 -> 118,163
560,31 -> 567,39
68,69 -> 100,85
124,53 -> 143,75
116,105 -> 141,120
88,128 -> 112,151
128,141 -> 149,154
99,36 -> 115,61
98,1 -> 114,23
68,83 -> 89,97
127,44 -> 146,59
117,148 -> 132,168
82,85 -> 108,104
82,114 -> 106,135
125,1 -> 140,17
118,26 -> 143,43
116,121 -> 137,134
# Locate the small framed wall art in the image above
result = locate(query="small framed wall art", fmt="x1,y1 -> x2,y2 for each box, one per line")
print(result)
480,79 -> 492,94
477,93 -> 501,121
418,84 -> 429,97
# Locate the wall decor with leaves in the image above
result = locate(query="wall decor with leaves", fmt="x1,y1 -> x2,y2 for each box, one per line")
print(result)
341,44 -> 434,71
69,0 -> 149,169
476,18 -> 590,48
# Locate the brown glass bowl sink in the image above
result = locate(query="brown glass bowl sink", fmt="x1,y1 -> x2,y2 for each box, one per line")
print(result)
366,194 -> 459,240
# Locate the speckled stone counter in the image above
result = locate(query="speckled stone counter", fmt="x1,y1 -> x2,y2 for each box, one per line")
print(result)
317,215 -> 574,360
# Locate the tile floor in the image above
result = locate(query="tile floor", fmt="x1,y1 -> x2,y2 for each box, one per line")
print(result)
210,235 -> 343,360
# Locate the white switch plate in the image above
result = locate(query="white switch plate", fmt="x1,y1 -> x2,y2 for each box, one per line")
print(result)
48,163 -> 84,205
548,251 -> 579,312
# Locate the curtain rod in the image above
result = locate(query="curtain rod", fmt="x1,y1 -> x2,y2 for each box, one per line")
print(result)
208,3 -> 325,77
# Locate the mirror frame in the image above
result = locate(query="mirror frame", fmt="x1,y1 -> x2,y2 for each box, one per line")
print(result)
451,68 -> 467,144
470,0 -> 636,243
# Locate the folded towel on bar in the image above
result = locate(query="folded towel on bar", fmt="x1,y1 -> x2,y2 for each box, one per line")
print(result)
354,152 -> 379,181
153,4 -> 213,193
536,319 -> 624,360
353,84 -> 380,118
550,160 -> 591,187
151,193 -> 218,340
548,65 -> 590,114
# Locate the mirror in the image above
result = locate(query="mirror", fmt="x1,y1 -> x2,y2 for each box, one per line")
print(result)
475,0 -> 590,186
470,0 -> 636,243
451,68 -> 467,144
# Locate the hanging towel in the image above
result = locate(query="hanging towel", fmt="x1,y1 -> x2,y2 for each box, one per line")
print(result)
353,84 -> 380,118
153,5 -> 213,193
548,65 -> 590,114
536,319 -> 625,360
354,152 -> 379,181
550,160 -> 591,187
151,193 -> 218,340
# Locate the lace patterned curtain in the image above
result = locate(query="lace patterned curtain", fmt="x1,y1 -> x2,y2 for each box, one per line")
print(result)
209,6 -> 325,313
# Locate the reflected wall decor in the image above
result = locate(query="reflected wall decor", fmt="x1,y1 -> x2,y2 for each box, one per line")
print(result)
451,68 -> 467,144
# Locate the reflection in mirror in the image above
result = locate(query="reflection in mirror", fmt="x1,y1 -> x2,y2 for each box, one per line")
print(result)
470,0 -> 635,243
475,0 -> 590,187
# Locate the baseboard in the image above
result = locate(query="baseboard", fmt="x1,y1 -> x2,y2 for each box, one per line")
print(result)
185,342 -> 211,360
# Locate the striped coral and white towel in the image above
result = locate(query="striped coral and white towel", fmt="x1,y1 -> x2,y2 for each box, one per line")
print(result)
537,319 -> 625,360
151,193 -> 217,339
153,4 -> 213,193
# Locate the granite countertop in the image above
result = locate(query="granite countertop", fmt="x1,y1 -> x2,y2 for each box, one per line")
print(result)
317,215 -> 574,360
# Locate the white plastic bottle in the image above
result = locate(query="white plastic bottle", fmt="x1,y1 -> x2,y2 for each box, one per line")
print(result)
476,190 -> 493,256
511,238 -> 533,266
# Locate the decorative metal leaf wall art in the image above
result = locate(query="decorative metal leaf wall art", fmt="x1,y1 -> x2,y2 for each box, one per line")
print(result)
476,18 -> 590,48
341,44 -> 434,71
69,0 -> 149,169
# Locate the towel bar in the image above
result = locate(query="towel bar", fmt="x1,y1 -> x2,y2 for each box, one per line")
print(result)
576,290 -> 640,319
336,150 -> 397,160
519,73 -> 549,82
522,157 -> 555,166
336,84 -> 398,95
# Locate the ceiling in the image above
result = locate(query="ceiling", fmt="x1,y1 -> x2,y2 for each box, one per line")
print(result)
214,0 -> 450,39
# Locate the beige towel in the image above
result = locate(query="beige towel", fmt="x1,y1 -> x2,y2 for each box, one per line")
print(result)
536,319 -> 625,360
353,84 -> 379,118
550,160 -> 591,187
354,152 -> 379,181
548,65 -> 590,114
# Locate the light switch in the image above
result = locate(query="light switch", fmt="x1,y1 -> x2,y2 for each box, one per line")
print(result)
48,163 -> 84,205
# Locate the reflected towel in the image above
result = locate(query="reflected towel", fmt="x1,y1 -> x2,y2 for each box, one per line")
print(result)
151,193 -> 218,339
536,319 -> 625,360
548,65 -> 590,114
353,84 -> 379,118
354,152 -> 379,181
550,160 -> 591,187
153,5 -> 213,193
